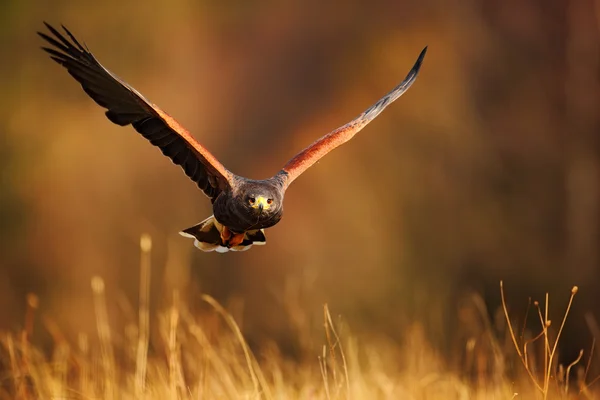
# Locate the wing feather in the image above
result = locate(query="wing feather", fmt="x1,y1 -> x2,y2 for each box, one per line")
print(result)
279,47 -> 427,188
38,22 -> 233,201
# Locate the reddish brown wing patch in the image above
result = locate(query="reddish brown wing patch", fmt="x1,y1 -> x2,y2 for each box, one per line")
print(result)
280,47 -> 427,188
152,106 -> 232,184
282,119 -> 367,184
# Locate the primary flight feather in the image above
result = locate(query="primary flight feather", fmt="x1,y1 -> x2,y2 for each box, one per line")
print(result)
38,22 -> 427,253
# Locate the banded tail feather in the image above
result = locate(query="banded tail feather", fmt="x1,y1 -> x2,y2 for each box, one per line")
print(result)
179,215 -> 266,253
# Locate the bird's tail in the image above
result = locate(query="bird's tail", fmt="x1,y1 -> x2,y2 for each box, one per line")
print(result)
179,215 -> 266,253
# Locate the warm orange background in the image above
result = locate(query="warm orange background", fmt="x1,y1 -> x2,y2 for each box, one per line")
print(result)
1,0 -> 599,365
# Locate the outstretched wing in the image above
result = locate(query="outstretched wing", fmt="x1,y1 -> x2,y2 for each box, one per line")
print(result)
279,47 -> 427,188
38,22 -> 234,201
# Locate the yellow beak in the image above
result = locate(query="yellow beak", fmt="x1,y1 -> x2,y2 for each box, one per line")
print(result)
252,196 -> 270,211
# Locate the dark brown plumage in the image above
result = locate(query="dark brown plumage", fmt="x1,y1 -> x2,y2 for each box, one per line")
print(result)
38,22 -> 426,252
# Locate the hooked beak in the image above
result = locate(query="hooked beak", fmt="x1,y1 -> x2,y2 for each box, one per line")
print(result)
251,196 -> 270,211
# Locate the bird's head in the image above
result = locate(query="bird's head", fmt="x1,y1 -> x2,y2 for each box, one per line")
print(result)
236,180 -> 283,222
246,194 -> 274,213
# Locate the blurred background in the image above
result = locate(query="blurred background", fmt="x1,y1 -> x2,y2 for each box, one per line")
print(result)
1,0 -> 599,375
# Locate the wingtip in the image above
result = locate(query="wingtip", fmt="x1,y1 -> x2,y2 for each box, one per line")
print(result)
408,46 -> 428,76
60,24 -> 71,36
417,46 -> 428,62
38,21 -> 51,37
60,23 -> 74,37
42,21 -> 58,33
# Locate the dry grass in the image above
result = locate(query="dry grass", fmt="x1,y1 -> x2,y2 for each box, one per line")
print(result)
500,282 -> 600,399
1,238 -> 599,399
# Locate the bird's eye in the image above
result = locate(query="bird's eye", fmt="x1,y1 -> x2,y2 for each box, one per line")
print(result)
267,198 -> 273,205
249,197 -> 256,204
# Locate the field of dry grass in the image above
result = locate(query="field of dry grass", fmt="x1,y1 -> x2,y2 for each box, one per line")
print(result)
3,2 -> 600,399
1,236 -> 598,400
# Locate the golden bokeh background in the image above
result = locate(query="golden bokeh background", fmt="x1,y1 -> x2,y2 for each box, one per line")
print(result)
1,0 -> 599,371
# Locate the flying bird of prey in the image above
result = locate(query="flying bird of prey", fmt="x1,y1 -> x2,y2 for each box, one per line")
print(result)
38,23 -> 427,253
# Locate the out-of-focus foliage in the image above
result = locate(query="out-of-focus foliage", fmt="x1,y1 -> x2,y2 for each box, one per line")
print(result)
1,0 -> 599,375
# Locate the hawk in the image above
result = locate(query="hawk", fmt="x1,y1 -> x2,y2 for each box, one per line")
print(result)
38,23 -> 427,252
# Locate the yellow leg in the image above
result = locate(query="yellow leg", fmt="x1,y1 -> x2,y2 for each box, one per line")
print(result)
221,226 -> 232,244
220,226 -> 245,248
228,233 -> 245,248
